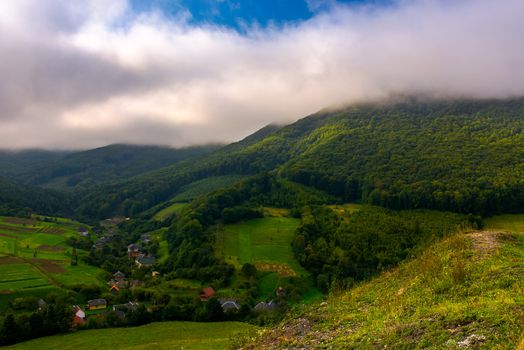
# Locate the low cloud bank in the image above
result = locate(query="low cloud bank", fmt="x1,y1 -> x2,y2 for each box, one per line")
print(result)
0,0 -> 523,149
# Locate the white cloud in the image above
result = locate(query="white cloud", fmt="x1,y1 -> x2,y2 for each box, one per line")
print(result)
0,0 -> 523,149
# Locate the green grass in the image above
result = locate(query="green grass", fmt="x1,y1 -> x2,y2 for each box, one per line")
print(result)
217,217 -> 306,276
153,203 -> 188,221
171,175 -> 247,202
250,230 -> 524,349
0,262 -> 49,291
5,321 -> 257,350
485,214 -> 524,233
51,264 -> 105,286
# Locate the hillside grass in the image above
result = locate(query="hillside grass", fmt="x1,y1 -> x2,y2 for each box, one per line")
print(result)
153,203 -> 188,221
5,321 -> 256,350
171,175 -> 247,202
216,217 -> 306,276
249,225 -> 524,349
485,214 -> 524,233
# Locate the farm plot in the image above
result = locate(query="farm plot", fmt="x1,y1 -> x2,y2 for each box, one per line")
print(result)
0,258 -> 51,293
0,216 -> 104,299
217,217 -> 307,277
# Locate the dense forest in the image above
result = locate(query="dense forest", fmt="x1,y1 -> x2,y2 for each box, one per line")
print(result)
0,177 -> 72,216
293,206 -> 476,291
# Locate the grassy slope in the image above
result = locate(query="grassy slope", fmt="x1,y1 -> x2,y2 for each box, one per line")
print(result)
249,217 -> 524,349
153,203 -> 188,221
5,321 -> 256,350
485,214 -> 524,233
217,217 -> 305,276
171,175 -> 247,202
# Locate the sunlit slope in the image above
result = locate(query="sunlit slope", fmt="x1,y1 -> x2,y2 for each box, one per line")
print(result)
250,225 -> 524,349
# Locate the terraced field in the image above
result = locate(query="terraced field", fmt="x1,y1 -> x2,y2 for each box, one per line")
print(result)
0,216 -> 104,308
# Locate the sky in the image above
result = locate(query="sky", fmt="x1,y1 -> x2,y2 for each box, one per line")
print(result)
0,0 -> 523,150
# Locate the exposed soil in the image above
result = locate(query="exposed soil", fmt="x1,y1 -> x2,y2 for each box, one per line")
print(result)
4,217 -> 38,225
31,259 -> 67,274
39,227 -> 65,235
38,244 -> 65,252
255,262 -> 297,277
467,231 -> 500,255
0,223 -> 36,233
0,256 -> 21,264
0,233 -> 17,238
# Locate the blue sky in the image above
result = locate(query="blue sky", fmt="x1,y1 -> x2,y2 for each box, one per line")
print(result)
130,0 -> 389,30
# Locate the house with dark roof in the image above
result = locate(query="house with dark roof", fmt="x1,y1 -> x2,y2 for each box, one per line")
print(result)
135,255 -> 156,268
77,227 -> 89,237
200,287 -> 216,301
113,301 -> 139,312
254,300 -> 277,312
113,271 -> 125,281
128,243 -> 141,259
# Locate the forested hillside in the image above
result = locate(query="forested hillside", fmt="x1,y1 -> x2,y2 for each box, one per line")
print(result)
0,177 -> 72,216
75,97 -> 524,219
0,144 -> 221,190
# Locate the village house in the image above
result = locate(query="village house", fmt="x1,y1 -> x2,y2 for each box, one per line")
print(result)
113,271 -> 125,282
37,299 -> 46,310
109,284 -> 120,294
219,299 -> 240,312
254,300 -> 277,312
127,243 -> 141,259
113,301 -> 139,312
71,305 -> 86,328
135,255 -> 156,268
199,287 -> 215,301
87,298 -> 107,310
77,227 -> 89,237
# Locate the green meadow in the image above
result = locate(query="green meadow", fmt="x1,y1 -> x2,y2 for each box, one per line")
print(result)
5,321 -> 257,350
216,216 -> 306,276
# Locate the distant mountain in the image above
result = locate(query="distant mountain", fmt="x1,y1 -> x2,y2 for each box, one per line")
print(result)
0,144 -> 222,190
76,97 -> 524,218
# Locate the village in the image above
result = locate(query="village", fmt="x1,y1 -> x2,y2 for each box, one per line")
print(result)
46,217 -> 286,330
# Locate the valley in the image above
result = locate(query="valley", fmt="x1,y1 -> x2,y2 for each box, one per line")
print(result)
0,98 -> 523,349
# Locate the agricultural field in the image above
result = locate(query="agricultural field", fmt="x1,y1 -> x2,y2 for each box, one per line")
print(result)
216,216 -> 306,277
0,216 -> 104,308
5,321 -> 257,350
485,214 -> 524,233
